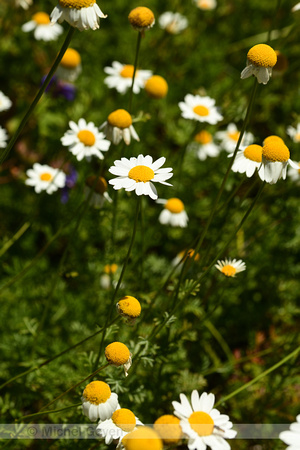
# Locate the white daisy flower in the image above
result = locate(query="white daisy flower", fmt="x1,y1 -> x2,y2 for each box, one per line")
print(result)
172,391 -> 237,450
215,258 -> 246,277
279,414 -> 300,449
0,91 -> 12,112
25,163 -> 66,194
292,3 -> 300,12
258,138 -> 298,184
50,0 -> 107,31
85,175 -> 112,208
188,131 -> 220,160
216,123 -> 254,153
179,94 -> 223,124
287,124 -> 300,143
241,44 -> 277,85
158,11 -> 188,34
157,198 -> 189,228
228,144 -> 263,178
22,12 -> 63,41
108,154 -> 173,201
61,118 -> 110,161
96,407 -> 143,446
288,162 -> 300,182
194,0 -> 217,10
100,109 -> 139,146
15,0 -> 32,9
82,381 -> 118,422
104,61 -> 152,95
56,48 -> 82,82
0,126 -> 8,148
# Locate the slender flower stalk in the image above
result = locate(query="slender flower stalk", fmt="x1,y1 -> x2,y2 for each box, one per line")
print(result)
128,32 -> 142,113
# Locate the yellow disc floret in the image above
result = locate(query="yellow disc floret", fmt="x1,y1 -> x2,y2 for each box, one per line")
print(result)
112,408 -> 136,432
262,141 -> 290,162
60,48 -> 81,68
221,265 -> 236,277
128,165 -> 155,183
122,426 -> 163,450
117,296 -> 141,318
86,175 -> 108,194
243,144 -> 262,163
247,44 -> 277,68
105,342 -> 130,366
128,7 -> 155,30
107,109 -> 132,129
77,130 -> 96,146
144,75 -> 168,99
193,105 -> 209,117
33,12 -> 50,24
40,172 -> 53,182
83,381 -> 111,405
188,411 -> 214,436
165,198 -> 184,214
120,65 -> 136,78
59,0 -> 96,9
194,131 -> 212,144
154,415 -> 182,444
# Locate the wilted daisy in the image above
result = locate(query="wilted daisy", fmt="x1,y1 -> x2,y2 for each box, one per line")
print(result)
157,198 -> 189,228
85,175 -> 112,208
179,94 -> 223,124
105,342 -> 132,377
292,3 -> 300,12
50,0 -> 107,31
241,44 -> 277,84
61,118 -> 110,161
259,138 -> 298,184
215,258 -> 246,277
194,0 -> 217,10
108,155 -> 173,200
0,91 -> 12,112
287,124 -> 300,143
158,11 -> 188,34
279,414 -> 300,449
56,48 -> 82,82
229,144 -> 263,177
22,12 -> 63,41
25,163 -> 66,194
188,131 -> 220,160
128,6 -> 155,32
117,295 -> 141,324
122,426 -> 163,450
216,123 -> 254,153
173,391 -> 237,450
82,380 -> 118,422
97,407 -> 143,445
104,61 -> 152,94
15,0 -> 32,9
154,415 -> 182,445
0,126 -> 8,148
144,75 -> 168,99
100,109 -> 139,146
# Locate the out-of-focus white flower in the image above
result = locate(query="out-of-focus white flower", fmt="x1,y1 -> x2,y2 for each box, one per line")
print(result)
287,124 -> 300,143
25,163 -> 66,194
22,12 -> 63,41
56,48 -> 82,82
0,126 -> 8,148
188,131 -> 220,160
0,91 -> 12,112
157,198 -> 189,228
194,0 -> 217,10
158,11 -> 188,34
292,3 -> 300,12
179,94 -> 223,124
279,414 -> 300,449
15,0 -> 33,9
104,61 -> 152,94
216,123 -> 254,153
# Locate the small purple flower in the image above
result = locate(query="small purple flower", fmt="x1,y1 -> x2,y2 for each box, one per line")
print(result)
61,166 -> 78,203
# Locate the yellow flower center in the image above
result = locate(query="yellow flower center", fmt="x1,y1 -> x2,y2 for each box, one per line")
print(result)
295,133 -> 300,142
145,76 -> 168,99
188,411 -> 214,436
228,131 -> 240,142
60,48 -> 81,69
83,381 -> 111,405
107,109 -> 132,129
198,0 -> 210,9
262,141 -> 290,162
247,44 -> 277,68
128,165 -> 155,183
77,130 -> 96,146
40,172 -> 53,182
32,12 -> 50,25
193,105 -> 209,117
104,263 -> 118,275
122,427 -> 163,450
243,144 -> 262,163
165,198 -> 184,214
120,65 -> 136,78
221,265 -> 236,277
86,175 -> 107,194
128,7 -> 155,29
117,296 -> 141,318
112,408 -> 136,432
105,342 -> 130,366
154,415 -> 182,444
194,131 -> 212,144
59,0 -> 96,9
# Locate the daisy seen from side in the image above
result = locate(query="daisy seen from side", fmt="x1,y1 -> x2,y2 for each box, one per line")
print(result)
172,391 -> 237,450
116,295 -> 141,324
128,7 -> 155,32
15,0 -> 32,9
100,109 -> 139,146
85,175 -> 112,208
158,11 -> 188,34
104,61 -> 152,94
0,91 -> 12,112
241,44 -> 277,85
25,163 -> 66,194
144,75 -> 168,99
188,131 -> 220,161
215,123 -> 254,153
215,258 -> 246,277
50,0 -> 107,31
108,155 -> 173,200
22,12 -> 63,41
194,0 -> 217,10
82,380 -> 118,422
287,124 -> 300,143
154,414 -> 183,445
279,414 -> 300,449
96,407 -> 143,446
228,144 -> 263,178
105,342 -> 132,377
0,126 -> 8,148
259,137 -> 298,184
179,94 -> 223,125
56,48 -> 82,82
157,198 -> 189,228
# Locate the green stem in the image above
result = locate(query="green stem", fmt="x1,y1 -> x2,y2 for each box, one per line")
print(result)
17,403 -> 81,422
128,32 -> 142,113
0,26 -> 75,164
0,222 -> 31,258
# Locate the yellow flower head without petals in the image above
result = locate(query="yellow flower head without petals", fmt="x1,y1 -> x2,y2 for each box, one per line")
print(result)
122,426 -> 163,450
144,75 -> 168,99
107,109 -> 132,129
112,408 -> 136,432
105,342 -> 132,376
60,48 -> 81,68
117,296 -> 141,320
128,7 -> 155,31
262,140 -> 290,162
247,44 -> 277,68
154,415 -> 182,444
82,380 -> 111,405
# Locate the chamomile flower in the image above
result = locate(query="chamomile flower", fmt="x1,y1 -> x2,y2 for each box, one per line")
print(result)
104,61 -> 152,94
188,131 -> 220,160
287,124 -> 300,143
241,44 -> 277,85
22,12 -> 63,41
100,264 -> 119,290
154,415 -> 182,445
56,48 -> 82,82
82,380 -> 118,422
105,342 -> 132,377
25,163 -> 66,194
85,175 -> 112,208
122,426 -> 163,450
279,414 -> 300,449
216,123 -> 254,153
292,3 -> 300,12
128,7 -> 155,32
15,0 -> 32,9
179,94 -> 223,124
117,295 -> 141,324
215,258 -> 246,277
259,138 -> 298,184
0,126 -> 8,148
100,109 -> 139,146
0,91 -> 12,112
157,198 -> 189,228
61,118 -> 110,161
229,144 -> 263,177
288,162 -> 300,182
108,155 -> 173,200
144,75 -> 168,99
194,0 -> 217,10
158,12 -> 188,34
96,407 -> 143,445
50,0 -> 107,31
